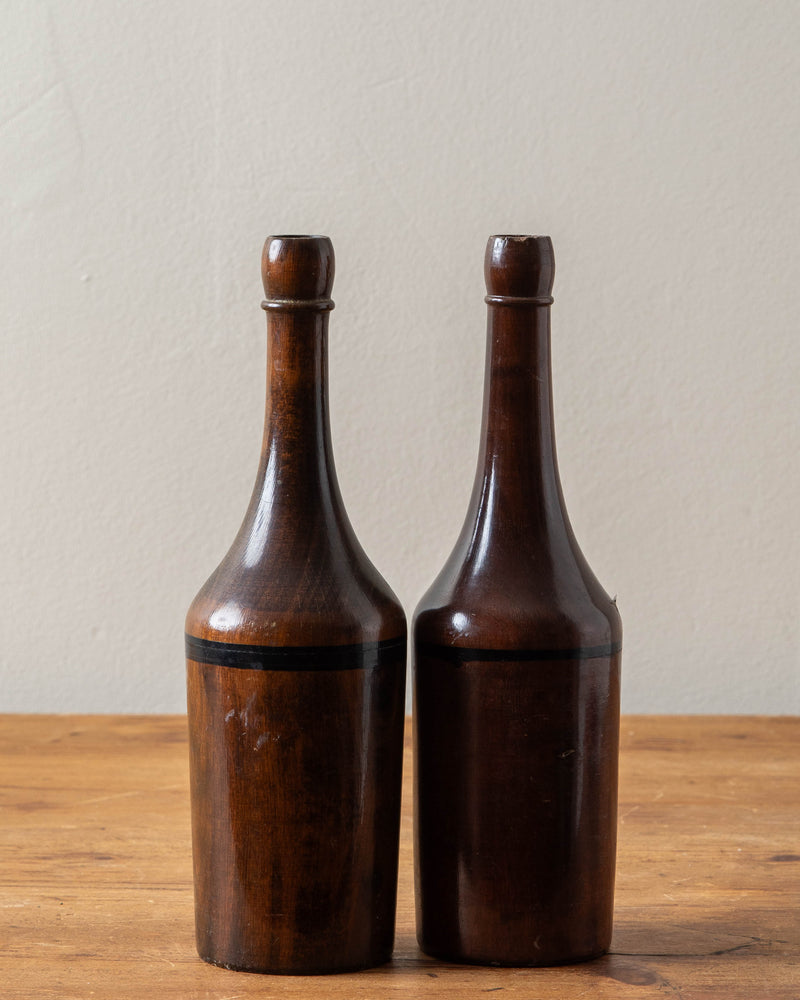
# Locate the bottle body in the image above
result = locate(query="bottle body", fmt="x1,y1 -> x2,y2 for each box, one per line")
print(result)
413,235 -> 621,966
186,639 -> 405,974
186,236 -> 406,974
414,646 -> 620,965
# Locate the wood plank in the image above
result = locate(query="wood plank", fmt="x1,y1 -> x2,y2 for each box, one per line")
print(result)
0,715 -> 797,998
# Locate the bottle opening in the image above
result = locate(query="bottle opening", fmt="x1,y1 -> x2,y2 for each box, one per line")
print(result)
262,235 -> 335,303
485,235 -> 555,299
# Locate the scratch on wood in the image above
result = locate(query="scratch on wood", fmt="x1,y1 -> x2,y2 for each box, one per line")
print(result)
620,805 -> 640,823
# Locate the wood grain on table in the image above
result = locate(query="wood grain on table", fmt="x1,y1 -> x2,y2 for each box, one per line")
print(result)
0,715 -> 797,999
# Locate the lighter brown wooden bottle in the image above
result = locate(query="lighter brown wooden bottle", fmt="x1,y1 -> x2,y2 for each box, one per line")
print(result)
185,236 -> 406,974
413,235 -> 621,966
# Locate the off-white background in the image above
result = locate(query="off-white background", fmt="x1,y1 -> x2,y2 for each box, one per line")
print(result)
1,1 -> 797,713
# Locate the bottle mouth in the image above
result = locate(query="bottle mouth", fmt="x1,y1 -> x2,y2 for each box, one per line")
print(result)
261,235 -> 335,305
485,234 -> 555,300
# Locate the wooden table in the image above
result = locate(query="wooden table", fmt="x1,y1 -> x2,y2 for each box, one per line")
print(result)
1,716 -> 797,998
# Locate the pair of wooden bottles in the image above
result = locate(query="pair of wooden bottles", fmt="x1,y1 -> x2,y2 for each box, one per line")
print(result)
185,235 -> 621,974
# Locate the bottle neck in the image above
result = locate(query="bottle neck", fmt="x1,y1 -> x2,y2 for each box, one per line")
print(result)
261,309 -> 334,488
469,303 -> 567,544
237,309 -> 342,568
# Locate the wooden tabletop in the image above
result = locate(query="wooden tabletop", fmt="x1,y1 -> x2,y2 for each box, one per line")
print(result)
1,715 -> 797,999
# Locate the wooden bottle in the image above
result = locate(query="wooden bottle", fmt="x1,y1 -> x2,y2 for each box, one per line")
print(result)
413,235 -> 621,966
185,236 -> 407,975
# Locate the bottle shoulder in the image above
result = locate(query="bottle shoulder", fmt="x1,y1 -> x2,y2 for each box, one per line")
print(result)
186,523 -> 405,647
414,596 -> 620,652
187,562 -> 405,646
414,540 -> 621,651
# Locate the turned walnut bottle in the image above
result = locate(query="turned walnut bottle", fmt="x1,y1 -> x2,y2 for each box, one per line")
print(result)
414,235 -> 622,966
185,236 -> 406,975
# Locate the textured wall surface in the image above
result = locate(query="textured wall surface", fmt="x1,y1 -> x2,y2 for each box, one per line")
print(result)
1,1 -> 797,713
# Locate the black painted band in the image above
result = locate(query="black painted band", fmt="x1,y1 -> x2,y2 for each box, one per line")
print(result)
416,640 -> 621,664
186,634 -> 405,671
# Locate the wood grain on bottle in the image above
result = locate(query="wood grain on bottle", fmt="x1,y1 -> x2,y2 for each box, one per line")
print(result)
414,235 -> 622,966
185,236 -> 406,974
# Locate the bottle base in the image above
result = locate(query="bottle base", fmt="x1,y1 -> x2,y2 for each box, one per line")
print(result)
417,937 -> 609,968
198,949 -> 394,976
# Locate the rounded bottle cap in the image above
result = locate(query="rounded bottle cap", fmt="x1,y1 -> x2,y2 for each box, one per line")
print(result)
484,235 -> 555,303
261,235 -> 335,310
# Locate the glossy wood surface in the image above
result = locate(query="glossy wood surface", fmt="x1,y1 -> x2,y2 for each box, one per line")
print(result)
188,236 -> 405,648
2,715 -> 798,999
414,235 -> 622,965
185,236 -> 406,973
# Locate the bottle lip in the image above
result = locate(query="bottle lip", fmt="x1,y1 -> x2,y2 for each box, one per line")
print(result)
262,235 -> 335,305
485,234 -> 555,299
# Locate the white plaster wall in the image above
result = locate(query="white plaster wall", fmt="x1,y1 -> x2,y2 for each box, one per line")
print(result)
1,0 -> 797,713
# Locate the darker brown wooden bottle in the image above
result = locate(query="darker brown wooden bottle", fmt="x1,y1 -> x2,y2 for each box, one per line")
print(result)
413,235 -> 621,966
185,236 -> 406,975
